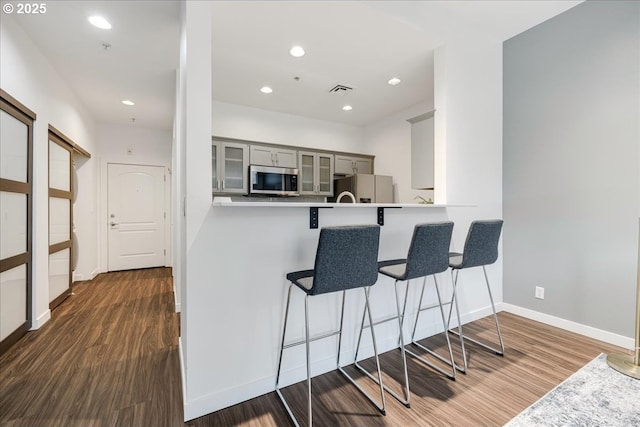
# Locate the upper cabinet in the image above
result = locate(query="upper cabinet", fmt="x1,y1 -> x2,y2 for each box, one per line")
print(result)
250,145 -> 297,168
212,136 -> 374,197
212,139 -> 249,194
408,110 -> 435,190
334,155 -> 372,175
298,151 -> 334,196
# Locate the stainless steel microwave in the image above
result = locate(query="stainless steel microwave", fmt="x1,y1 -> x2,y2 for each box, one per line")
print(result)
249,165 -> 299,196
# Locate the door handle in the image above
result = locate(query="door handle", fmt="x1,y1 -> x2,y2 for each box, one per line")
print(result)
110,222 -> 118,227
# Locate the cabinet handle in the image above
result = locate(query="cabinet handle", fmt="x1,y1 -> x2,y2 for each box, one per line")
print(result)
222,179 -> 225,190
275,153 -> 279,165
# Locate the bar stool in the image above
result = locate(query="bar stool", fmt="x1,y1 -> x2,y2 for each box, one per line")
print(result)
354,222 -> 455,407
275,225 -> 386,427
447,219 -> 505,373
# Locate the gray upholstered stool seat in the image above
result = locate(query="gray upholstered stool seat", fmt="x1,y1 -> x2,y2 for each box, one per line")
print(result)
446,219 -> 505,373
285,270 -> 315,292
275,225 -> 386,427
354,222 -> 455,408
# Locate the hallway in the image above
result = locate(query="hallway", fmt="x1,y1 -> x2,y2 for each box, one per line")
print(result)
0,268 -> 183,427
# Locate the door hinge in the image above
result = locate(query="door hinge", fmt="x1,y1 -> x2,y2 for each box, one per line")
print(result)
164,249 -> 166,256
164,175 -> 166,182
164,212 -> 166,219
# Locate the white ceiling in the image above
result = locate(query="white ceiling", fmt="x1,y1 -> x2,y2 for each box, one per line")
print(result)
11,0 -> 180,130
9,1 -> 583,131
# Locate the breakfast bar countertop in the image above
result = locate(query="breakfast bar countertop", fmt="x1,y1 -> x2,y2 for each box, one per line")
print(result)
212,197 -> 472,208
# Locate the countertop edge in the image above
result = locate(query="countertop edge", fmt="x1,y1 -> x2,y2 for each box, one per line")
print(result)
212,198 -> 473,208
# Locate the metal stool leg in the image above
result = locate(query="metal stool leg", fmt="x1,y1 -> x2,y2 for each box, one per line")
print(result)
304,294 -> 312,427
393,280 -> 411,406
275,285 -> 301,426
338,287 -> 387,414
447,266 -> 506,375
449,267 -> 505,356
446,269 -> 468,373
482,266 -> 505,355
336,291 -> 347,367
406,275 -> 457,380
354,282 -> 410,407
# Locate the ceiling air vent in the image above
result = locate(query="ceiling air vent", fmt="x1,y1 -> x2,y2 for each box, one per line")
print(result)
328,84 -> 353,93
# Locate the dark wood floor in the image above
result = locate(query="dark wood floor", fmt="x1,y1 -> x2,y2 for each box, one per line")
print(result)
0,268 -> 623,426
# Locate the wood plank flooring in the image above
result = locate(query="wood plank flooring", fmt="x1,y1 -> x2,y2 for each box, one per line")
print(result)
0,268 -> 624,426
0,268 -> 183,427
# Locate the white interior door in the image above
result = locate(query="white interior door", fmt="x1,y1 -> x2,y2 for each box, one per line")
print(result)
108,164 -> 165,271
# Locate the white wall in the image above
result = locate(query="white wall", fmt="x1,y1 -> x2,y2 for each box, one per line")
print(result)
213,100 -> 365,153
96,124 -> 173,273
436,36 -> 504,245
1,18 -> 98,327
179,2 -> 214,420
364,101 -> 435,203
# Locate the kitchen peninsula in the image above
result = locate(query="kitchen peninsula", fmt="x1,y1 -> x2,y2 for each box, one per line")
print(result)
196,195 -> 491,419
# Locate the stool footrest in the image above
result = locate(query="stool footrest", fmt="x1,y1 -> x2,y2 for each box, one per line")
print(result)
417,300 -> 452,312
361,314 -> 402,330
283,330 -> 340,350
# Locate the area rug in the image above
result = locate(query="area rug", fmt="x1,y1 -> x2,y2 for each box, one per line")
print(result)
505,354 -> 640,426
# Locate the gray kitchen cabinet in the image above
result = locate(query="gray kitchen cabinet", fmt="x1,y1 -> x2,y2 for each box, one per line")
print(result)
212,139 -> 249,194
334,155 -> 372,175
250,145 -> 297,168
298,151 -> 334,196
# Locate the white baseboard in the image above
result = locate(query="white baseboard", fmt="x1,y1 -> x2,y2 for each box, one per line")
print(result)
183,373 -> 275,421
72,268 -> 100,283
179,337 -> 188,421
173,287 -> 181,313
30,309 -> 51,330
502,303 -> 634,349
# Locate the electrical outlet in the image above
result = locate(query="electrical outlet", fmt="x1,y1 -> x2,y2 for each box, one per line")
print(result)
535,286 -> 545,300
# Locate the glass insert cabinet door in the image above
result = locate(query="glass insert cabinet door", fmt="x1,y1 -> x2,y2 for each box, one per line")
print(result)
212,139 -> 249,194
317,154 -> 333,194
300,153 -> 315,193
211,143 -> 219,192
223,145 -> 244,191
297,151 -> 334,196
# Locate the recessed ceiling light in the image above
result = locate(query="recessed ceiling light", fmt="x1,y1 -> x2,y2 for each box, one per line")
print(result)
88,16 -> 112,30
342,105 -> 353,111
260,86 -> 273,94
121,100 -> 135,106
388,77 -> 401,86
289,46 -> 305,58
